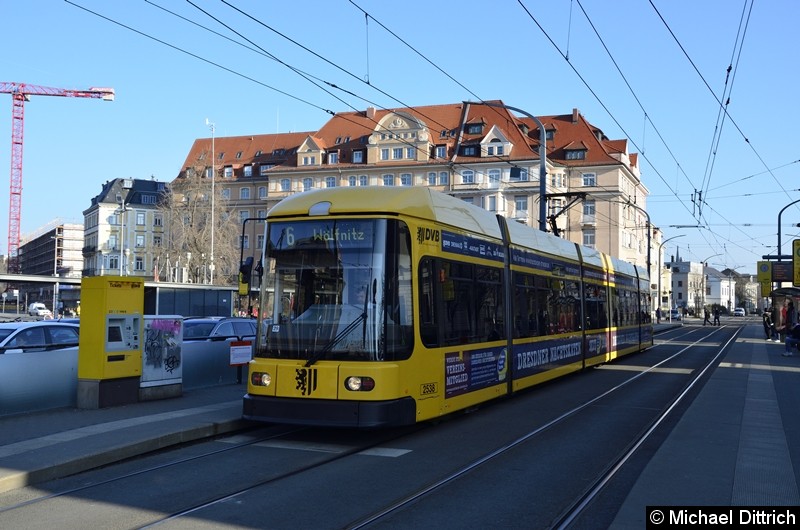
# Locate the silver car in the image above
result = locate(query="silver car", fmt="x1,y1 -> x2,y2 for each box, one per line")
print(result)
0,321 -> 80,353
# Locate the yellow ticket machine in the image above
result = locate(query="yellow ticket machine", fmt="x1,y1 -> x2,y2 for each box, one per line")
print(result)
77,276 -> 144,408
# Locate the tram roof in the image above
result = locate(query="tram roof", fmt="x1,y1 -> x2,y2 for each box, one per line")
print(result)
267,186 -> 503,239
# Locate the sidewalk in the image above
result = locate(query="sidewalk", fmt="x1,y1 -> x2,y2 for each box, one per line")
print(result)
0,383 -> 250,494
612,321 -> 800,527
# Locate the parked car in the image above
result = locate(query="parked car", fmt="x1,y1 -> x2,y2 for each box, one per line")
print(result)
182,317 -> 258,341
733,308 -> 746,317
27,302 -> 52,318
0,321 -> 79,353
669,309 -> 682,321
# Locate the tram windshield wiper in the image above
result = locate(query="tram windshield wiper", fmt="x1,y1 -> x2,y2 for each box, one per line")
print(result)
304,310 -> 367,367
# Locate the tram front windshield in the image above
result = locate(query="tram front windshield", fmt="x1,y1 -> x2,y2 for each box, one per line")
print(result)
259,218 -> 412,362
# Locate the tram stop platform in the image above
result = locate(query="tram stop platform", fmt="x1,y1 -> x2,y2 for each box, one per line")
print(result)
0,321 -> 798,522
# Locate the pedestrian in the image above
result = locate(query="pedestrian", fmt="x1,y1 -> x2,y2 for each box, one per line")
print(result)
656,307 -> 661,324
764,307 -> 779,342
713,307 -> 720,326
783,322 -> 800,357
703,307 -> 711,326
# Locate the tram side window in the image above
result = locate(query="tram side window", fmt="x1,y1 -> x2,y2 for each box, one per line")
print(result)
551,280 -> 580,333
443,261 -> 475,345
584,282 -> 608,330
512,272 -> 551,338
419,258 -> 439,347
475,267 -> 504,341
610,288 -> 620,327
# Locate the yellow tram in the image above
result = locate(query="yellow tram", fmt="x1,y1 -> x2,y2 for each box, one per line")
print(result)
243,187 -> 652,427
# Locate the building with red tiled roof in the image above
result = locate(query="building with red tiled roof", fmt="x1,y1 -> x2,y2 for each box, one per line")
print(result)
174,100 -> 658,287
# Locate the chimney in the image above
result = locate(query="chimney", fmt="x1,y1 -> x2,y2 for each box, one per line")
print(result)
572,108 -> 579,123
366,106 -> 376,119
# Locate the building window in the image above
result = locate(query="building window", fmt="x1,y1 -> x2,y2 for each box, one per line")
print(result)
510,168 -> 528,181
302,178 -> 313,191
242,234 -> 249,250
258,186 -> 267,199
380,148 -> 389,160
240,187 -> 251,200
466,123 -> 483,134
328,152 -> 338,164
393,148 -> 403,159
583,200 -> 595,223
136,211 -> 145,225
109,255 -> 119,270
487,196 -> 497,212
259,165 -> 272,176
406,147 -> 416,159
224,166 -> 233,178
280,179 -> 291,192
583,230 -> 596,248
582,173 -> 597,186
302,156 -> 316,166
257,234 -> 264,249
462,197 -> 474,205
222,188 -> 231,199
462,145 -> 477,156
436,145 -> 446,159
515,195 -> 528,212
109,234 -> 117,250
359,175 -> 368,186
244,165 -> 252,177
154,235 -> 162,247
352,151 -> 364,163
400,173 -> 412,186
428,172 -> 437,185
383,174 -> 395,186
488,169 -> 501,184
548,198 -> 563,217
439,171 -> 449,185
239,210 -> 249,223
135,256 -> 144,271
257,209 -> 266,221
461,170 -> 474,184
325,176 -> 337,188
349,176 -> 357,186
566,150 -> 587,160
135,234 -> 145,247
236,151 -> 243,159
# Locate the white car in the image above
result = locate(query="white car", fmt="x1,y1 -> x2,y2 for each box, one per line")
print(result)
733,308 -> 746,317
28,303 -> 52,318
0,321 -> 79,353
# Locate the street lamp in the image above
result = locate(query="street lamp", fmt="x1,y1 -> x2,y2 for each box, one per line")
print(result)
206,119 -> 216,284
51,234 -> 60,317
475,102 -> 548,231
115,193 -> 129,276
699,253 -> 722,312
657,234 -> 685,314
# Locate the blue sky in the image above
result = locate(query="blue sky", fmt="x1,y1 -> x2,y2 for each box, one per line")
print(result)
2,0 -> 797,273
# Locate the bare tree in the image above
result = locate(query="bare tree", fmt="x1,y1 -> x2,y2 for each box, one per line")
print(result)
156,157 -> 240,285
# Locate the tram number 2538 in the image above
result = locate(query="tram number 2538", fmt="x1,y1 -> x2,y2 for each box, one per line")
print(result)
420,382 -> 438,396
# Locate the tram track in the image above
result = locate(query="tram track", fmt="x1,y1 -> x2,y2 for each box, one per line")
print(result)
345,325 -> 738,529
0,325 -> 741,529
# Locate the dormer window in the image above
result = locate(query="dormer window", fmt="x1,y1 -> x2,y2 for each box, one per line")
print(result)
465,123 -> 484,135
546,129 -> 555,141
335,137 -> 342,144
255,150 -> 262,157
236,151 -> 243,159
328,152 -> 339,164
218,152 -> 225,160
566,149 -> 587,160
461,145 -> 478,156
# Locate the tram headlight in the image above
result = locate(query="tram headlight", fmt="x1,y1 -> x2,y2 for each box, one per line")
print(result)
345,376 -> 375,392
251,371 -> 272,387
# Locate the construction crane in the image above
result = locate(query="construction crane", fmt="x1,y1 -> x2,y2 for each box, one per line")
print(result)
0,82 -> 114,272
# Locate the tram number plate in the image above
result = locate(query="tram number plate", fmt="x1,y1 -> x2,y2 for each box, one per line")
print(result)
420,382 -> 438,395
